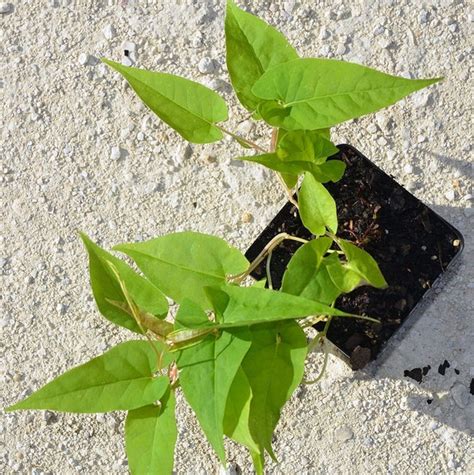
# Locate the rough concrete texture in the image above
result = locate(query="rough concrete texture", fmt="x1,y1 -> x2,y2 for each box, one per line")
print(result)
1,0 -> 473,473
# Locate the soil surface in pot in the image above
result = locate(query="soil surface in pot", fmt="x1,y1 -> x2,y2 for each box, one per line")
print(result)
245,145 -> 464,369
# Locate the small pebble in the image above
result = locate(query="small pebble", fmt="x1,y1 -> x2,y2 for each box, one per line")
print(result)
198,57 -> 215,74
241,211 -> 253,223
78,53 -> 90,66
419,10 -> 429,24
403,164 -> 414,174
0,2 -> 12,14
102,24 -> 115,40
319,28 -> 330,40
451,383 -> 469,408
444,190 -> 455,201
334,425 -> 353,442
110,146 -> 122,160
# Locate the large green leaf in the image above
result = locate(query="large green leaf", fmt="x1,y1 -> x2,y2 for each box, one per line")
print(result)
80,233 -> 168,333
281,238 -> 341,304
125,389 -> 177,475
7,341 -> 170,413
299,173 -> 338,235
252,58 -> 440,130
102,59 -> 228,143
205,284 -> 356,326
225,0 -> 298,112
178,329 -> 252,463
337,239 -> 387,288
239,154 -> 346,183
114,232 -> 249,310
242,321 -> 307,460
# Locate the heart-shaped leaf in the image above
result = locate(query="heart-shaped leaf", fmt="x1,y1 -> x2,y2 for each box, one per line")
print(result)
103,59 -> 228,143
252,58 -> 440,130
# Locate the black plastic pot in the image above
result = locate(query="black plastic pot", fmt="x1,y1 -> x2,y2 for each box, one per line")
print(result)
245,144 -> 464,369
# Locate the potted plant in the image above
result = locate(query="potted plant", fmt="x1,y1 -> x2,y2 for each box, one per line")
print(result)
6,1 -> 463,473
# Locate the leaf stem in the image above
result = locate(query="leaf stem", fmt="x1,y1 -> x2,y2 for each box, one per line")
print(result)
218,125 -> 267,153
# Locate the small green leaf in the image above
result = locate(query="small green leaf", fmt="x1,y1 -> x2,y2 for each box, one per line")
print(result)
252,58 -> 441,130
102,59 -> 228,143
325,258 -> 362,293
125,389 -> 177,475
7,341 -> 170,413
224,367 -> 260,454
299,173 -> 338,235
225,0 -> 298,112
337,239 -> 387,288
281,238 -> 341,304
242,321 -> 307,460
205,284 -> 355,326
114,232 -> 249,309
80,233 -> 168,333
314,160 -> 346,183
277,130 -> 338,164
178,329 -> 252,463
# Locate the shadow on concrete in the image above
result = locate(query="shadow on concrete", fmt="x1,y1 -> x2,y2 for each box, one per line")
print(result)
360,203 -> 472,436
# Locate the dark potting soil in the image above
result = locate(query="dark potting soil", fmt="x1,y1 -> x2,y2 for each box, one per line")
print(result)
245,145 -> 464,369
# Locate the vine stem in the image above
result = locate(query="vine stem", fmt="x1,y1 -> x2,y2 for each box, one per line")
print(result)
228,232 -> 308,284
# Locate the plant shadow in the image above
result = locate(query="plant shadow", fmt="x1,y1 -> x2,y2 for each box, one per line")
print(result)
357,203 -> 473,436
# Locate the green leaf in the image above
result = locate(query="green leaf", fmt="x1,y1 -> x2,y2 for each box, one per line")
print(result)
80,233 -> 168,333
239,154 -> 345,184
125,389 -> 177,475
337,239 -> 387,288
281,238 -> 341,304
178,329 -> 252,463
242,321 -> 307,459
225,0 -> 298,112
114,232 -> 249,310
205,284 -> 356,326
174,299 -> 210,330
224,367 -> 260,454
7,341 -> 170,413
277,130 -> 338,164
299,173 -> 338,235
102,59 -> 228,143
315,160 -> 346,183
325,257 -> 362,293
252,58 -> 441,130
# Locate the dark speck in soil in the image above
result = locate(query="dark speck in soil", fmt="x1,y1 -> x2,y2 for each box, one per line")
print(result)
470,379 -> 474,396
427,399 -> 433,404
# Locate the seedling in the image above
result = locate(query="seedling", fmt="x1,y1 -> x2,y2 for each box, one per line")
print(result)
7,2 -> 439,473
